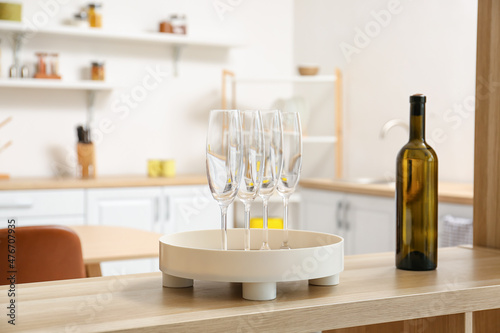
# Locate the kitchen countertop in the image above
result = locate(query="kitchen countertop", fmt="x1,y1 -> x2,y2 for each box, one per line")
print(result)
3,246 -> 499,332
0,174 -> 207,191
300,178 -> 473,205
0,176 -> 473,206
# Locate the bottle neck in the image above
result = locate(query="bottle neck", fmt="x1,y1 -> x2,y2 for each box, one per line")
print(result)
409,102 -> 425,141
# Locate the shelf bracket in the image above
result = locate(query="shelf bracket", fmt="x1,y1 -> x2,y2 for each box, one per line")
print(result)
86,90 -> 96,130
172,45 -> 184,77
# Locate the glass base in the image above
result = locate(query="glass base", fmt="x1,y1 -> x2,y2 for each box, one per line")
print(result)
260,242 -> 271,250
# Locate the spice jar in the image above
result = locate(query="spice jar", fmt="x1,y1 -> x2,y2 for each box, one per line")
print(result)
36,53 -> 47,75
91,61 -> 105,81
159,20 -> 173,33
170,14 -> 186,34
87,3 -> 102,28
72,11 -> 89,28
50,53 -> 60,77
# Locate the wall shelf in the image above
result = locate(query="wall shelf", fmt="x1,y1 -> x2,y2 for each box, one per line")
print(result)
222,68 -> 344,179
302,136 -> 337,143
233,75 -> 337,84
0,21 -> 240,48
0,21 -> 241,77
0,79 -> 116,91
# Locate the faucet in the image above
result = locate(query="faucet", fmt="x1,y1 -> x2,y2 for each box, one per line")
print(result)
380,119 -> 409,139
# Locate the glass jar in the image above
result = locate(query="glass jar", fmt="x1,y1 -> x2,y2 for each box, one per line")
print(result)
50,53 -> 60,76
88,3 -> 102,28
91,61 -> 105,81
170,14 -> 186,34
73,11 -> 89,28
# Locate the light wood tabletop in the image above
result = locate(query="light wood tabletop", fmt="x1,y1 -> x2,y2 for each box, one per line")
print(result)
69,225 -> 162,277
2,246 -> 499,332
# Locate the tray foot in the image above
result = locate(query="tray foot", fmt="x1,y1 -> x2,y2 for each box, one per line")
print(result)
242,282 -> 276,301
309,273 -> 340,286
162,273 -> 193,288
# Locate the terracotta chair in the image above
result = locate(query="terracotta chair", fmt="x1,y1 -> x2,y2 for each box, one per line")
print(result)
0,225 -> 86,284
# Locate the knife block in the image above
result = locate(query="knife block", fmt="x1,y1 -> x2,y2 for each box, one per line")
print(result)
77,143 -> 96,179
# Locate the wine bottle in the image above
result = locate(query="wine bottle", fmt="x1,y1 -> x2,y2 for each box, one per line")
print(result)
396,94 -> 438,271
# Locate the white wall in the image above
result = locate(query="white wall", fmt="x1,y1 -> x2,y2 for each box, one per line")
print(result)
0,0 -> 293,177
294,0 -> 477,183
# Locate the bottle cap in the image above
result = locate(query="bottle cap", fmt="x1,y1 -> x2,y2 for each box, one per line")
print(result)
410,94 -> 426,103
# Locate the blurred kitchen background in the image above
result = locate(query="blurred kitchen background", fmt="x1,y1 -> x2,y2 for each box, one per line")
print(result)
0,0 -> 477,274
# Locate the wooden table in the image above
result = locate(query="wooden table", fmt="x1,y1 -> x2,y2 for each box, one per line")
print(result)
69,225 -> 162,277
2,246 -> 499,332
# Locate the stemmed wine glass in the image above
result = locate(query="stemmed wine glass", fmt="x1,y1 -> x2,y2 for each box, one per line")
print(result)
206,110 -> 243,250
277,111 -> 303,249
237,111 -> 265,251
258,110 -> 283,250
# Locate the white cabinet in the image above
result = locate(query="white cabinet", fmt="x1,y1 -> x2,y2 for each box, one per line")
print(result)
86,187 -> 163,231
300,188 -> 344,235
0,184 -> 232,276
300,188 -> 395,255
86,187 -> 163,276
162,185 -> 224,234
301,187 -> 475,255
85,185 -> 226,276
344,195 -> 395,255
0,189 -> 85,226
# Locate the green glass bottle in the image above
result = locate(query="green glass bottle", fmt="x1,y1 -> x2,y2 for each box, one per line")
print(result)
396,94 -> 438,271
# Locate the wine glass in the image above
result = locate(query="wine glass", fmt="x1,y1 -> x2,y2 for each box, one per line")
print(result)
237,110 -> 265,251
206,110 -> 243,250
258,110 -> 283,250
277,111 -> 303,249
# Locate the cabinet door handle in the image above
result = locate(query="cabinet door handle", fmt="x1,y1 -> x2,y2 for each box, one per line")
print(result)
0,200 -> 34,209
336,201 -> 343,229
165,196 -> 170,221
154,197 -> 160,223
343,201 -> 350,231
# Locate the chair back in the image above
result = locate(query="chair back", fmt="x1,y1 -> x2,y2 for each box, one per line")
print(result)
0,225 -> 86,284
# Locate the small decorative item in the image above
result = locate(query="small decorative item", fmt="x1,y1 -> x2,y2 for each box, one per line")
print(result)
159,20 -> 173,33
20,65 -> 29,78
170,14 -> 187,34
87,3 -> 102,28
91,61 -> 105,81
8,64 -> 17,78
160,159 -> 176,177
34,52 -> 61,79
297,64 -> 319,76
148,159 -> 176,178
249,217 -> 283,229
0,2 -> 22,22
147,160 -> 162,178
49,53 -> 60,77
71,11 -> 89,27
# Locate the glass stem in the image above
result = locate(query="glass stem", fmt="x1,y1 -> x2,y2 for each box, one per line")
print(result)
262,198 -> 269,248
282,196 -> 289,247
220,205 -> 228,250
244,202 -> 251,251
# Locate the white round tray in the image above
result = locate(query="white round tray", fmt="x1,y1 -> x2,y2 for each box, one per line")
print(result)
159,229 -> 344,301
